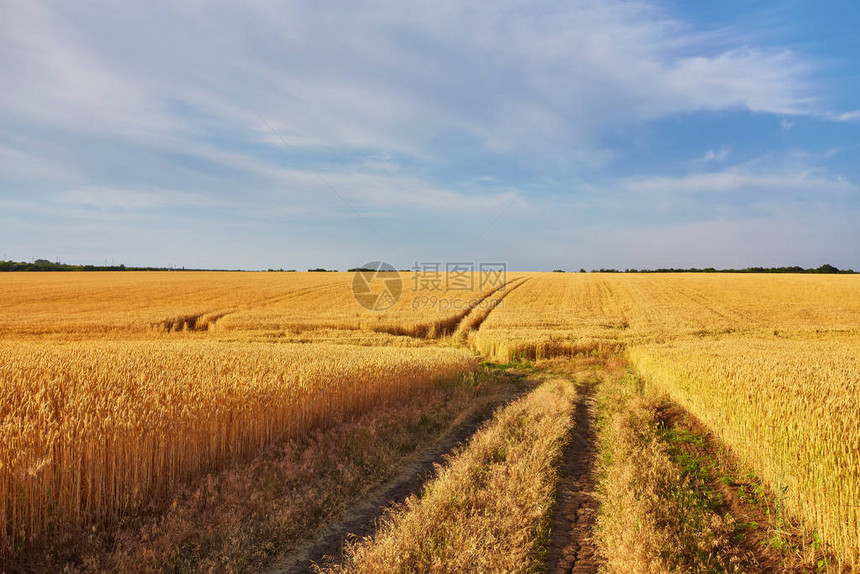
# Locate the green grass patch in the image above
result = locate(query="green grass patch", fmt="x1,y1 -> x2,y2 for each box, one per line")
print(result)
660,426 -> 705,448
478,359 -> 534,371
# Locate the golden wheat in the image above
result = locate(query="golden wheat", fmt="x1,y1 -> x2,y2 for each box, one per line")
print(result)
475,272 -> 860,565
4,271 -> 860,566
0,271 -> 518,341
0,340 -> 474,555
476,273 -> 860,360
629,334 -> 860,567
0,271 -> 338,337
473,273 -> 627,361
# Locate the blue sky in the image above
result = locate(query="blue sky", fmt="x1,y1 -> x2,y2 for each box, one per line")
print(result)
1,0 -> 858,271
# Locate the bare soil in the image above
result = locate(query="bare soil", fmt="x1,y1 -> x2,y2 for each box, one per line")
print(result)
546,381 -> 599,574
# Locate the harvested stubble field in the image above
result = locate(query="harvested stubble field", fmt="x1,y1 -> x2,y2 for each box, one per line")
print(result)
1,271 -> 859,572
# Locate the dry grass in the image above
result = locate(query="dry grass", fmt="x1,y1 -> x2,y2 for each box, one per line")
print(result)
596,368 -> 756,573
326,376 -> 577,573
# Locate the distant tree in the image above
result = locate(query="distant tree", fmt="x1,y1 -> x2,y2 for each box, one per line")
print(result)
815,263 -> 840,274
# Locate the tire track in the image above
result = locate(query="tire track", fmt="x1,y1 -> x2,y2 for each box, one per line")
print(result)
371,279 -> 522,339
453,277 -> 529,340
152,309 -> 235,332
265,376 -> 528,574
547,381 -> 599,574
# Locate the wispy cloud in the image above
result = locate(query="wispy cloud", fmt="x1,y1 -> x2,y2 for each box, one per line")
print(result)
703,148 -> 730,162
56,187 -> 225,211
0,0 -> 855,269
835,110 -> 860,122
627,169 -> 855,194
0,0 -> 824,160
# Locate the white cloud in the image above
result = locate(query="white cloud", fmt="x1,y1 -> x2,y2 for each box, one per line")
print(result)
0,0 -> 824,161
151,144 -> 519,214
0,0 -> 828,231
835,110 -> 860,122
0,3 -> 181,144
0,1 -> 853,269
56,188 -> 223,210
255,167 -> 519,214
703,148 -> 730,162
325,172 -> 519,213
781,119 -> 795,133
627,170 -> 855,194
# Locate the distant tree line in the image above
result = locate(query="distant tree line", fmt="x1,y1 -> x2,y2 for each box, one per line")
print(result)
565,264 -> 855,274
0,259 -> 231,272
0,259 -> 336,272
4,259 -> 853,274
1,259 -> 140,272
623,264 -> 854,274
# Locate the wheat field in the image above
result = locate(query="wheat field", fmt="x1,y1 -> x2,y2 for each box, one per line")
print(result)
630,335 -> 860,565
2,271 -> 859,568
0,271 -> 492,558
0,340 -> 474,555
0,271 -> 514,340
476,272 -> 860,566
